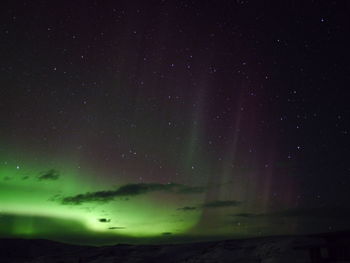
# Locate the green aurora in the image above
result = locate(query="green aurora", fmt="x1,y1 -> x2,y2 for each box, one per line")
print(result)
0,154 -> 207,244
0,151 -> 310,245
2,1 -> 349,246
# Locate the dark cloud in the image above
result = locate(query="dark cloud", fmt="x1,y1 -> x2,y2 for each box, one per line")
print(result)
176,200 -> 241,212
177,206 -> 197,211
116,183 -> 175,196
229,206 -> 350,220
203,200 -> 242,208
38,169 -> 60,181
108,227 -> 125,230
62,190 -> 116,204
230,213 -> 259,218
98,218 -> 111,223
61,183 -> 204,205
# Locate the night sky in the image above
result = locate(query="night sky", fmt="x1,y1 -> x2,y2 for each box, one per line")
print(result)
1,1 -> 349,245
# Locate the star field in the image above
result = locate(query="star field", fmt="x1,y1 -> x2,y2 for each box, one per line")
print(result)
0,1 -> 349,245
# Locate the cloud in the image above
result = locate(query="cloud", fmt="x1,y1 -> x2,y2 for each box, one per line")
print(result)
203,200 -> 242,208
176,200 -> 241,212
229,206 -> 350,220
162,232 -> 172,236
62,191 -> 116,204
38,169 -> 60,181
98,218 -> 111,223
230,213 -> 259,218
177,206 -> 197,211
61,183 -> 204,205
115,183 -> 175,195
108,227 -> 125,230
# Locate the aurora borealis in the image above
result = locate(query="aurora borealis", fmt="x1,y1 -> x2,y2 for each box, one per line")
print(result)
1,1 -> 350,245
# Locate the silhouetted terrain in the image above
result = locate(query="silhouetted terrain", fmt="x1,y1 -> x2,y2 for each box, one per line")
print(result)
1,231 -> 350,262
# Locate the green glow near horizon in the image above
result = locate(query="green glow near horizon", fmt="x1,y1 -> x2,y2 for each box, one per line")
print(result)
0,151 -> 304,245
0,154 -> 202,241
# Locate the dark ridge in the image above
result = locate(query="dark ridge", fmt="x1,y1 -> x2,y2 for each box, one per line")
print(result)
1,231 -> 350,262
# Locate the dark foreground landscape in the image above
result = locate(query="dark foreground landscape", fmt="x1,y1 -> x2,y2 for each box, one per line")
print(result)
1,231 -> 350,263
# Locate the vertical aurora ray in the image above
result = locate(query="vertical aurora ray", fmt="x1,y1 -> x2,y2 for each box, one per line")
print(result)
1,0 -> 347,246
0,81 -> 300,244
